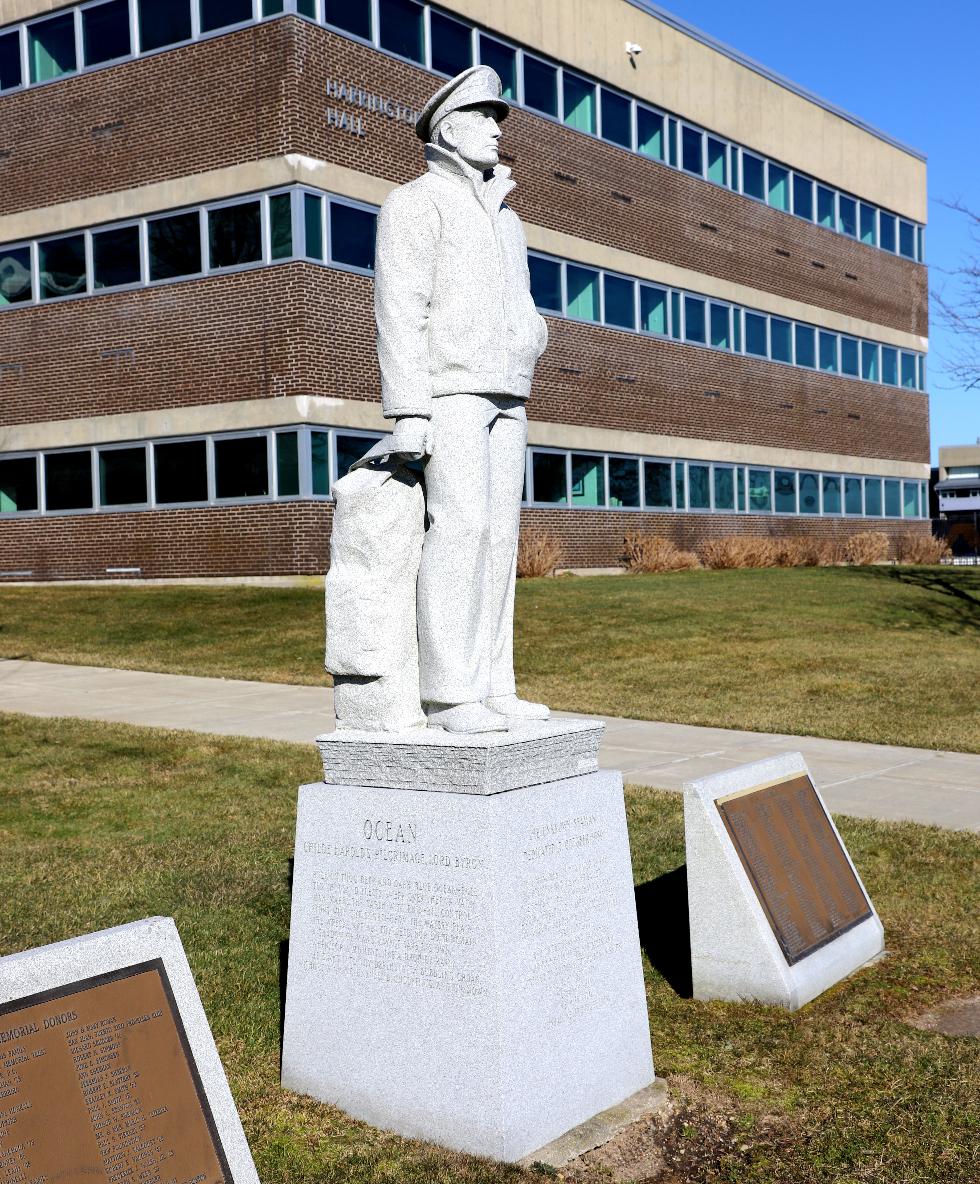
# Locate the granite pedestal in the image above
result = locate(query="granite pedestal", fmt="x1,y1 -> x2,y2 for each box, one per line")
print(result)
282,722 -> 654,1162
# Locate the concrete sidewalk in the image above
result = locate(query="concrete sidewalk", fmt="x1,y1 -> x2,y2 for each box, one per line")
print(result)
2,659 -> 977,832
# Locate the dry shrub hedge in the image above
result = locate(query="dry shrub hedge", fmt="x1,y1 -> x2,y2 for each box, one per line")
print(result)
699,537 -> 779,569
623,532 -> 700,572
516,531 -> 563,578
894,532 -> 951,565
841,531 -> 891,566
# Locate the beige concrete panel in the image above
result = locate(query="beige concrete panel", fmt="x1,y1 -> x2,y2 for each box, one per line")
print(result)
937,444 -> 980,480
0,156 -> 926,352
0,0 -> 62,21
1,396 -> 927,480
445,0 -> 926,221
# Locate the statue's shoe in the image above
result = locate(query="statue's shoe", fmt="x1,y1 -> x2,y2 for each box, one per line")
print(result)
483,694 -> 550,720
425,702 -> 510,733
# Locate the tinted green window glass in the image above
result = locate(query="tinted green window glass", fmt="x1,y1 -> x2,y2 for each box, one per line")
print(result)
748,469 -> 771,512
744,312 -> 767,357
841,337 -> 859,377
529,256 -> 562,312
609,458 -> 639,507
566,265 -> 599,321
707,137 -> 727,184
636,106 -> 663,160
311,431 -> 329,493
93,225 -> 141,289
899,221 -> 915,259
795,324 -> 815,367
732,308 -> 741,352
209,201 -> 261,269
817,185 -> 835,228
666,118 -> 678,167
45,451 -> 92,511
792,173 -> 813,220
742,152 -> 764,200
200,0 -> 252,33
767,162 -> 788,211
884,479 -> 901,517
596,88 -> 629,148
154,440 -> 207,504
325,0 -> 371,39
0,246 -> 33,305
709,303 -> 729,349
563,73 -> 596,133
861,341 -> 879,382
688,464 -> 710,509
819,331 -> 838,372
713,466 -> 735,510
881,346 -> 898,385
336,434 -> 379,479
99,447 -> 146,506
641,286 -> 667,334
148,212 -> 201,281
430,11 -> 472,76
0,31 -> 22,91
901,352 -> 917,389
771,318 -> 792,363
138,1 -> 192,54
270,194 -> 293,260
478,35 -> 516,98
670,291 -> 682,339
39,235 -> 86,301
799,473 -> 819,514
297,0 -> 317,16
845,477 -> 863,515
822,475 -> 842,514
215,435 -> 269,499
83,0 -> 130,66
865,478 -> 882,517
681,125 -> 703,175
571,454 -> 604,506
29,14 -> 76,83
330,202 -> 377,271
838,195 -> 857,237
276,432 -> 299,497
774,470 -> 795,513
916,226 -> 925,262
0,458 -> 38,513
378,0 -> 423,62
304,194 -> 323,260
644,461 -> 672,508
859,203 -> 877,245
532,452 -> 566,503
263,0 -> 285,13
523,54 -> 558,117
917,356 -> 926,391
604,275 -> 635,329
684,295 -> 706,344
674,462 -> 686,509
879,212 -> 896,252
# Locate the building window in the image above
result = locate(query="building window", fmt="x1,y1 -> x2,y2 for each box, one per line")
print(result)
774,470 -> 796,513
879,212 -> 897,253
714,466 -> 735,510
681,125 -> 703,176
644,461 -> 672,508
674,462 -> 686,509
329,201 -> 376,271
794,324 -> 815,369
899,221 -> 916,259
816,185 -> 835,229
838,194 -> 857,237
214,435 -> 269,499
881,346 -> 898,386
688,464 -> 710,510
821,474 -> 841,514
884,479 -> 901,517
604,274 -> 636,330
269,193 -> 293,260
324,0 -> 371,40
93,225 -> 141,290
378,0 -> 424,64
707,137 -> 727,185
83,0 -> 131,67
566,265 -> 599,321
562,72 -> 596,134
742,152 -> 765,200
311,431 -> 330,492
430,10 -> 471,76
641,286 -> 668,335
609,458 -> 640,507
478,34 -> 516,98
208,200 -> 262,270
748,469 -> 771,512
138,0 -> 192,53
154,440 -> 208,504
335,433 -> 378,479
709,303 -> 730,350
0,30 -> 22,91
840,336 -> 859,378
198,0 -> 252,34
0,246 -> 33,305
148,211 -> 202,281
859,203 -> 877,246
99,447 -> 147,507
571,454 -> 604,506
529,255 -> 562,313
276,432 -> 300,496
865,478 -> 882,517
523,54 -> 558,117
845,477 -> 863,515
818,331 -> 838,373
532,452 -> 567,503
767,162 -> 789,211
682,295 -> 705,344
636,107 -> 664,160
39,235 -> 86,301
792,174 -> 813,220
0,458 -> 38,513
799,473 -> 819,514
770,318 -> 792,364
45,451 -> 93,511
303,193 -> 324,260
744,312 -> 767,357
29,13 -> 76,84
600,88 -> 631,148
900,352 -> 917,389
861,341 -> 879,382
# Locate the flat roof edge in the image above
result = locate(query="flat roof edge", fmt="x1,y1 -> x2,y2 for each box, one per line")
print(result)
627,0 -> 927,163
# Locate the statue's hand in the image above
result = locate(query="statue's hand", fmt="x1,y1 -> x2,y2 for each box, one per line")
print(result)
391,415 -> 433,459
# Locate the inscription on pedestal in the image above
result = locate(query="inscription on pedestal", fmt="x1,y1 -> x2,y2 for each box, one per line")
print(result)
0,960 -> 231,1184
716,774 -> 872,964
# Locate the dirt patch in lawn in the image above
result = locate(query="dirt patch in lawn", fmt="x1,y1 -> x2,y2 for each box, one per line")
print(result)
908,994 -> 980,1038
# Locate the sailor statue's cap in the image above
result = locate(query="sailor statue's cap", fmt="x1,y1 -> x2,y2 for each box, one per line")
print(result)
415,65 -> 509,142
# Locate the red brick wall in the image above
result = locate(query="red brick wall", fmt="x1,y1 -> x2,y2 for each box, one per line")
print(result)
0,18 -> 926,338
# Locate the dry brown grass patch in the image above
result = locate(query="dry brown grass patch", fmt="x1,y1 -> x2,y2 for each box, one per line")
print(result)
623,532 -> 700,573
894,532 -> 951,565
516,531 -> 563,578
841,530 -> 891,566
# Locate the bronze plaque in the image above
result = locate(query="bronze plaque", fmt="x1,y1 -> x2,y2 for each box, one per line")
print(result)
717,774 -> 872,965
0,959 -> 231,1184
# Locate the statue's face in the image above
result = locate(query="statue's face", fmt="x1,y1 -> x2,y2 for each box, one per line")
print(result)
441,104 -> 502,170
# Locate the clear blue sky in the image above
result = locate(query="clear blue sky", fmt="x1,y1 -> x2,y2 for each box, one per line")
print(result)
654,0 -> 979,464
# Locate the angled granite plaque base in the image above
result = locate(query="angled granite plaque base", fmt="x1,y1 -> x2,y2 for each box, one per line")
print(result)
684,752 -> 885,1010
282,768 -> 654,1162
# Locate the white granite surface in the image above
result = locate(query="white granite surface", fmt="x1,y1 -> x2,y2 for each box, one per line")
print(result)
684,752 -> 885,1009
0,917 -> 258,1183
282,771 -> 654,1161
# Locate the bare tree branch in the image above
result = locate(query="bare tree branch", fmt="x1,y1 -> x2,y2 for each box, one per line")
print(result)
930,201 -> 980,391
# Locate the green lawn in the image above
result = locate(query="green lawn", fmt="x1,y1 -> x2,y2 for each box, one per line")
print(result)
1,716 -> 977,1183
1,566 -> 978,750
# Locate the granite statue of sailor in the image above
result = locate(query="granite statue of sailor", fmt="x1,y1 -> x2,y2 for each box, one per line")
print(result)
373,65 -> 551,735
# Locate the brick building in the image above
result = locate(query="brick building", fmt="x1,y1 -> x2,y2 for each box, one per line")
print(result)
0,0 -> 930,579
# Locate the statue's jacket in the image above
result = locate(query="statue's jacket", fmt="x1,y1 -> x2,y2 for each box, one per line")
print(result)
374,143 -> 549,418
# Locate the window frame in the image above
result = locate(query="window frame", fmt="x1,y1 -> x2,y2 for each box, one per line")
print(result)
96,440 -> 150,511
0,450 -> 42,516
